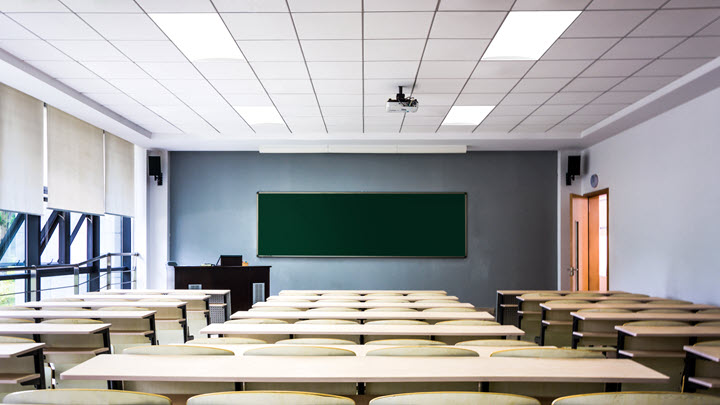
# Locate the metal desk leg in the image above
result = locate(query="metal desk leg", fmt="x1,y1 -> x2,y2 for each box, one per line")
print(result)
496,293 -> 503,324
101,328 -> 111,353
18,348 -> 45,389
181,305 -> 189,342
539,307 -> 547,346
571,316 -> 580,349
682,352 -> 697,393
108,380 -> 122,390
605,382 -> 621,392
479,382 -> 489,392
616,331 -> 627,358
148,314 -> 157,345
357,382 -> 365,395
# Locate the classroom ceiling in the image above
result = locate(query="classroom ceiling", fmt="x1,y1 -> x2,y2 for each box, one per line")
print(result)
1,0 -> 720,150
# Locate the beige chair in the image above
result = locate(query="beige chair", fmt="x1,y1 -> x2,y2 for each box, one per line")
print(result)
574,308 -> 632,352
610,293 -> 650,297
566,293 -> 604,298
0,336 -> 41,400
518,293 -> 561,343
307,307 -> 360,312
366,293 -> 403,297
365,346 -> 479,395
3,389 -> 171,404
122,345 -> 235,395
364,307 -> 418,312
647,300 -> 693,305
457,339 -> 538,347
366,299 -> 410,304
188,337 -> 267,344
365,339 -> 445,346
315,301 -> 360,304
699,309 -> 720,314
322,293 -> 360,297
407,292 -> 447,297
243,346 -> 356,395
264,299 -> 312,303
542,300 -> 590,347
551,391 -> 720,404
593,299 -> 638,304
248,306 -> 303,312
422,307 -> 475,312
187,391 -> 355,405
691,340 -> 720,395
223,319 -> 290,343
41,297 -> 84,302
276,338 -> 356,345
637,309 -> 691,313
294,319 -> 360,343
40,319 -> 106,389
695,340 -> 720,346
97,306 -> 153,354
489,348 -> 604,401
415,299 -> 459,304
696,321 -> 720,327
369,392 -> 541,405
139,298 -> 185,345
363,320 -> 429,343
433,320 -> 501,345
0,318 -> 32,324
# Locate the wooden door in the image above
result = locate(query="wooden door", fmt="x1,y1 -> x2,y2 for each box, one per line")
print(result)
570,196 -> 589,291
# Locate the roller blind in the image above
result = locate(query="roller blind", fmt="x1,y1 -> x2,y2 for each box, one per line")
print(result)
47,106 -> 104,215
104,132 -> 134,217
0,83 -> 44,215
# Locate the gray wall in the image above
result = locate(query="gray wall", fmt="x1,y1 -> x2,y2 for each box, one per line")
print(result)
169,152 -> 557,307
579,86 -> 720,305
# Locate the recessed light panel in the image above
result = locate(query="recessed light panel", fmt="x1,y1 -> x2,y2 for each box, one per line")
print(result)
234,106 -> 284,125
150,13 -> 244,61
441,106 -> 495,126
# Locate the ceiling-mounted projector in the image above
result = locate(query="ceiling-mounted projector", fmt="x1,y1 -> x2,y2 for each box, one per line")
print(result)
386,86 -> 418,113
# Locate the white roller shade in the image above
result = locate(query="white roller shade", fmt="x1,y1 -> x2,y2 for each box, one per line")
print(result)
104,132 -> 134,217
0,83 -> 44,215
47,106 -> 104,215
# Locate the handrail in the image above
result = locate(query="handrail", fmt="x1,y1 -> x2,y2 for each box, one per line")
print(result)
0,252 -> 138,272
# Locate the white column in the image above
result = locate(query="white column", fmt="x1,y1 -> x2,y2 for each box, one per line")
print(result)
146,150 -> 171,288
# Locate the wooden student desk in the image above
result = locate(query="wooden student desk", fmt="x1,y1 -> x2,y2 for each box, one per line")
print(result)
279,290 -> 448,295
0,323 -> 111,360
615,326 -> 720,360
73,294 -> 210,310
684,345 -> 720,392
201,323 -> 524,344
253,301 -> 474,310
89,289 -> 232,322
230,310 -> 495,322
0,310 -> 158,345
61,354 -> 667,393
0,342 -> 45,389
495,290 -> 625,325
267,295 -> 459,302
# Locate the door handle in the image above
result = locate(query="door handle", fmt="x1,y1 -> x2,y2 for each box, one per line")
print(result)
567,267 -> 578,276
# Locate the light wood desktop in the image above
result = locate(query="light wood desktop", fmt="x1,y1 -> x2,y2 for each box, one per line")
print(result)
573,312 -> 720,323
616,325 -> 720,339
495,290 -> 624,325
685,345 -> 720,363
230,310 -> 494,322
0,342 -> 45,389
0,323 -> 112,359
267,295 -> 459,302
253,301 -> 474,309
90,289 -> 230,295
683,344 -> 720,391
280,290 -> 447,295
540,303 -> 717,311
0,342 -> 45,359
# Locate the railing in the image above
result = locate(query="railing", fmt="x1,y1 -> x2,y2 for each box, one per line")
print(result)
0,252 -> 139,302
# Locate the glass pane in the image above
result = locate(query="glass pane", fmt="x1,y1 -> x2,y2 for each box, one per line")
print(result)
40,273 -> 89,299
0,210 -> 25,266
70,213 -> 87,264
100,214 -> 123,289
40,209 -> 60,265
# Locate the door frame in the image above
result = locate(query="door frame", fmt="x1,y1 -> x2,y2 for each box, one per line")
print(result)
569,188 -> 610,290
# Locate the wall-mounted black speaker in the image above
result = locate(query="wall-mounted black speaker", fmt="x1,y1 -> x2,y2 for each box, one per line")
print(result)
148,156 -> 163,185
566,155 -> 581,186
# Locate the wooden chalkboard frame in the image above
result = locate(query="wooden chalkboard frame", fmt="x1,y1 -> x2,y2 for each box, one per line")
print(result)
256,191 -> 467,258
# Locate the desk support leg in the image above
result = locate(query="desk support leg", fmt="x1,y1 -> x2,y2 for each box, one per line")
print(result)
616,332 -> 626,358
359,335 -> 364,345
683,352 -> 697,393
181,306 -> 189,342
19,348 -> 45,389
605,382 -> 621,392
101,328 -> 111,353
357,382 -> 365,395
234,382 -> 244,391
496,293 -> 503,324
149,314 -> 157,345
571,317 -> 579,349
479,382 -> 489,392
108,380 -> 122,390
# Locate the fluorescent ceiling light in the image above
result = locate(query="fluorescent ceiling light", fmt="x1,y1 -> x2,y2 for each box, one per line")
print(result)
259,145 -> 467,154
150,13 -> 243,61
234,106 -> 284,125
483,11 -> 581,60
259,145 -> 329,154
441,106 -> 495,126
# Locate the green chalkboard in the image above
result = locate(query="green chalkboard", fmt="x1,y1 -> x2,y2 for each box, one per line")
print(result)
257,192 -> 466,258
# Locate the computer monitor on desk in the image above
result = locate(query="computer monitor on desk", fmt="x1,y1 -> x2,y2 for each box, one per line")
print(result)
217,255 -> 243,266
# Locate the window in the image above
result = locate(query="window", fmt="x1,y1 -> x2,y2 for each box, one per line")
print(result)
0,210 -> 26,305
101,214 -> 124,289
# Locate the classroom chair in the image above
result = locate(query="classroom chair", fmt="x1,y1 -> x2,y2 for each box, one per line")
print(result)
696,321 -> 720,327
0,336 -> 44,400
2,389 -> 172,405
97,306 -> 153,354
366,299 -> 410,304
648,300 -> 693,305
599,299 -> 642,304
307,307 -> 360,312
369,392 -> 541,405
322,293 -> 360,297
637,309 -> 691,313
138,298 -> 185,345
573,308 -> 632,353
541,300 -> 591,347
688,340 -> 720,395
40,319 -> 106,389
422,307 -> 476,312
223,319 -> 289,343
189,337 -> 266,344
415,299 -> 458,304
317,300 -> 361,304
407,292 -> 447,297
365,346 -> 479,395
276,337 -> 357,345
365,339 -> 446,346
364,307 -> 418,312
0,318 -> 32,323
186,391 -> 355,405
248,306 -> 304,312
366,293 -> 404,297
610,293 -> 650,297
363,320 -> 429,342
121,345 -> 235,395
294,319 -> 360,343
550,391 -> 720,404
489,348 -> 605,401
699,309 -> 720,314
517,293 -> 562,343
243,346 -> 357,395
456,339 -> 538,347
433,320 -> 501,344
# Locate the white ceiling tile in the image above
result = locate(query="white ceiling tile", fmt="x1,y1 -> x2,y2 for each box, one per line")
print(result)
285,117 -> 326,133
194,61 -> 256,79
59,78 -> 118,93
213,0 -> 288,12
587,0 -> 666,9
410,106 -> 451,116
636,58 -> 712,77
271,94 -> 318,107
307,61 -> 362,79
293,13 -> 361,40
84,91 -> 136,106
365,115 -> 404,125
9,13 -> 101,40
49,40 -> 128,61
80,13 -> 166,40
364,61 -> 420,79
201,117 -> 254,134
501,92 -> 553,105
602,37 -> 685,60
613,76 -> 677,91
546,91 -> 601,104
593,91 -> 650,104
664,0 -> 720,7
364,12 -> 434,39
542,38 -> 619,60
238,41 -> 304,62
288,0 -> 360,12
222,13 -> 296,40
475,123 -> 515,132
365,0 -> 436,11
0,39 -> 70,61
413,79 -> 466,94
698,18 -> 720,36
472,61 -> 533,78
61,0 -> 142,12
276,105 -> 322,117
440,0 -> 514,11
417,61 -> 477,78
223,93 -> 273,106
209,79 -> 265,94
363,39 -> 425,61
316,94 -> 363,106
82,61 -> 149,79
107,79 -> 181,105
402,115 -> 444,126
322,106 -> 363,116
481,115 -> 525,125
430,12 -> 505,38
324,116 -> 361,125
137,62 -> 203,80
179,91 -> 228,107
409,93 -> 458,105
532,104 -> 581,115
112,40 -> 186,62
251,62 -> 309,80
464,78 -> 519,93
564,77 -> 623,91
423,39 -> 489,61
513,78 -> 571,93
630,9 -> 720,37
158,78 -> 216,94
313,80 -> 363,94
562,11 -> 652,37
512,123 -> 553,132
525,60 -> 592,78
28,60 -> 97,78
327,123 -> 363,132
135,0 -> 215,12
0,0 -> 67,12
490,105 -> 537,115
437,124 -> 475,133
455,93 -> 505,105
580,59 -> 651,77
562,114 -> 603,124
364,93 -> 392,108
401,125 -> 440,133
576,103 -> 628,115
0,14 -> 35,39
512,0 -> 590,10
664,37 -> 720,59
551,123 -> 591,133
263,79 -> 314,94
301,40 -> 362,61
521,115 -> 565,127
364,79 -> 415,94
252,123 -> 290,133
365,123 -> 401,133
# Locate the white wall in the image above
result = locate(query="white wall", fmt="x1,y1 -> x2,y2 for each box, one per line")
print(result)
579,86 -> 720,305
146,150 -> 171,289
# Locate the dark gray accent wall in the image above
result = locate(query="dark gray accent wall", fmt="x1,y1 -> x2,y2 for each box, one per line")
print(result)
169,151 -> 557,307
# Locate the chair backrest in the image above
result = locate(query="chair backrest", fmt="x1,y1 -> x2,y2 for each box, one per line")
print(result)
566,293 -> 603,298
407,292 -> 447,297
520,293 -> 561,299
365,339 -> 445,346
365,320 -> 429,325
695,340 -> 720,346
544,300 -> 590,305
276,338 -> 357,345
369,392 -> 541,405
0,306 -> 34,311
576,308 -> 631,313
648,299 -> 693,305
139,298 -> 182,302
243,346 -> 355,356
636,309 -> 691,313
248,307 -> 303,312
307,307 -> 360,312
0,336 -> 35,343
491,348 -> 605,359
41,318 -> 102,324
295,319 -> 359,325
123,345 -> 234,355
366,299 -> 410,303
189,337 -> 267,344
323,293 -> 360,297
3,388 -> 171,404
591,300 -> 638,304
226,318 -> 289,324
422,307 -> 475,312
699,309 -> 720,314
42,298 -> 84,302
622,320 -> 690,327
187,391 -> 355,405
366,293 -> 403,297
610,293 -> 649,297
456,339 -> 538,347
0,318 -> 33,324
436,320 -> 500,326
415,299 -> 459,304
97,306 -> 150,311
263,299 -> 311,303
551,391 -> 720,405
367,346 -> 478,357
696,321 -> 720,327
364,307 -> 418,312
